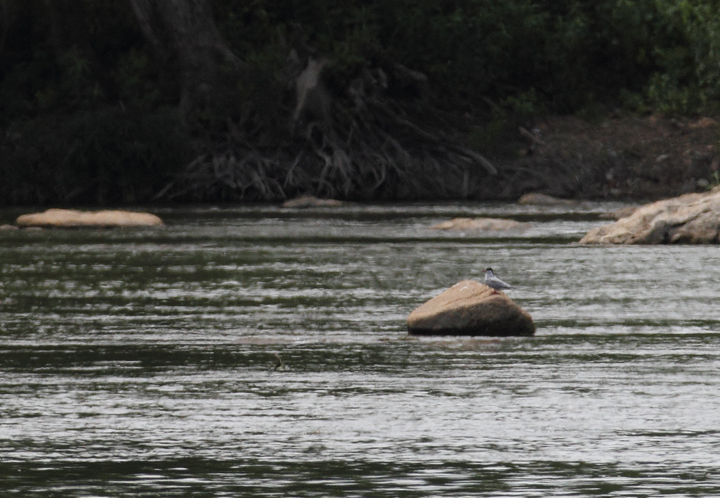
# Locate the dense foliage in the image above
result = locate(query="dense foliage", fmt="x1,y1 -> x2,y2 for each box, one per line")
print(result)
2,0 -> 720,204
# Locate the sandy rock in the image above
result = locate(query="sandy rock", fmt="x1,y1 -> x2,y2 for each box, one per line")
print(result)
599,205 -> 640,220
517,193 -> 577,206
0,224 -> 18,230
281,195 -> 344,208
428,217 -> 529,231
16,209 -> 163,228
407,280 -> 535,337
580,187 -> 720,244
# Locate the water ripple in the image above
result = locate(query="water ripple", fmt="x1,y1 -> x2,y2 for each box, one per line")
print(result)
1,204 -> 720,495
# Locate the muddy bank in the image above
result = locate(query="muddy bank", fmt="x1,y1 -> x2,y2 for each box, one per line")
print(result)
161,113 -> 720,204
495,114 -> 719,201
159,113 -> 720,205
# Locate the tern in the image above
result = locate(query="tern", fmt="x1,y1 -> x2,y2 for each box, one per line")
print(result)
484,268 -> 513,293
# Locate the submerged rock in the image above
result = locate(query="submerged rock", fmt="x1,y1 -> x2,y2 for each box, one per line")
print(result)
281,195 -> 344,208
0,224 -> 18,231
428,217 -> 529,231
407,280 -> 535,337
517,193 -> 577,206
580,187 -> 720,244
16,209 -> 163,228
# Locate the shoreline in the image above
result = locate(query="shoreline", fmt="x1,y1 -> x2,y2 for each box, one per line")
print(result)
2,113 -> 716,208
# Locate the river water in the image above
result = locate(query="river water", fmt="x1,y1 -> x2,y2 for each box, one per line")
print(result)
1,203 -> 720,496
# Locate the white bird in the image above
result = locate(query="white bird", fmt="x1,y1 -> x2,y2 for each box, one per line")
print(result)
484,267 -> 513,292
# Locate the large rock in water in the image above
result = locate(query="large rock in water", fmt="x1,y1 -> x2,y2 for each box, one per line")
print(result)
16,209 -> 163,228
407,280 -> 535,336
580,187 -> 720,244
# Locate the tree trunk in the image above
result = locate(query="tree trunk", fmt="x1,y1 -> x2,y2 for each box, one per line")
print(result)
128,0 -> 245,116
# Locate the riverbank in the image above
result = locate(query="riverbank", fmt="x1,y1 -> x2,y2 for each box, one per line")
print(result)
492,114 -> 719,202
2,111 -> 717,207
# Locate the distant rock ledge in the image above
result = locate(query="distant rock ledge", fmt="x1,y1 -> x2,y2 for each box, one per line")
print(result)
407,280 -> 535,336
428,217 -> 529,231
580,187 -> 720,244
517,193 -> 577,206
281,195 -> 345,208
16,209 -> 163,228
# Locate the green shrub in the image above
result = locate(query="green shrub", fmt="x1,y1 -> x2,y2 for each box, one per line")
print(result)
644,0 -> 720,115
6,0 -> 720,123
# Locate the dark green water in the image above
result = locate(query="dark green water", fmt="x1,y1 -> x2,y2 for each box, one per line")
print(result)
1,203 -> 720,497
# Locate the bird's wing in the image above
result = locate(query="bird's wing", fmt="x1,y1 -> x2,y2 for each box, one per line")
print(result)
489,276 -> 513,289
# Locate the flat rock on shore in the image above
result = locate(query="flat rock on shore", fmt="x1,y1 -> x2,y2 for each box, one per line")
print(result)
580,187 -> 720,244
16,209 -> 163,228
407,280 -> 535,336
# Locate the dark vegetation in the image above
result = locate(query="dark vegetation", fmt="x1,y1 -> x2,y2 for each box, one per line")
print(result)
2,0 -> 720,205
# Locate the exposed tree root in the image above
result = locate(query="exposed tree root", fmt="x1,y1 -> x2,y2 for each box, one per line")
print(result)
162,61 -> 498,202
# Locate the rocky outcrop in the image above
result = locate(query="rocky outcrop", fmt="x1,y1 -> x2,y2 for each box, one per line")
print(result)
407,280 -> 535,336
517,193 -> 577,206
281,195 -> 345,208
580,187 -> 720,244
599,205 -> 640,220
428,217 -> 529,231
16,209 -> 163,228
